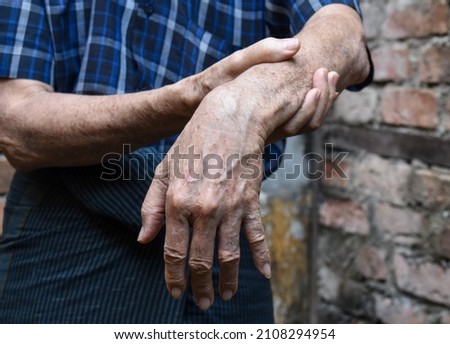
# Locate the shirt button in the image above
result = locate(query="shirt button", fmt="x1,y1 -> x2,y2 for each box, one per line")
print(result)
144,4 -> 154,15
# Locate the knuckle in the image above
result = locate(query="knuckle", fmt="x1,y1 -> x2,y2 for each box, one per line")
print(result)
261,37 -> 276,51
228,51 -> 244,73
218,251 -> 240,267
246,221 -> 266,244
189,259 -> 212,275
164,246 -> 187,265
168,192 -> 188,211
248,231 -> 266,247
193,199 -> 219,216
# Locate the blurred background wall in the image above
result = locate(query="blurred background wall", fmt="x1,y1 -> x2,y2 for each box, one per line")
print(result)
317,0 -> 450,323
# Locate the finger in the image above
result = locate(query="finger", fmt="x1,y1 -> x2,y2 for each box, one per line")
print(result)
300,68 -> 329,133
217,218 -> 241,301
205,37 -> 300,88
267,87 -> 320,142
189,215 -> 219,311
225,37 -> 300,75
164,211 -> 190,300
324,71 -> 340,115
242,207 -> 271,279
139,162 -> 169,243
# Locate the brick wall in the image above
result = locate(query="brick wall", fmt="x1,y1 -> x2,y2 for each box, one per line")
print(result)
317,0 -> 450,323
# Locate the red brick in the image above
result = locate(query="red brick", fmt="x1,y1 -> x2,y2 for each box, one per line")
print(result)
375,295 -> 427,324
356,245 -> 388,280
372,46 -> 412,82
0,157 -> 15,195
420,45 -> 450,84
374,203 -> 423,235
381,87 -> 438,129
353,154 -> 412,206
435,224 -> 450,260
383,0 -> 449,39
360,2 -> 385,40
319,199 -> 369,235
322,159 -> 351,189
410,169 -> 450,208
394,253 -> 450,307
332,88 -> 377,124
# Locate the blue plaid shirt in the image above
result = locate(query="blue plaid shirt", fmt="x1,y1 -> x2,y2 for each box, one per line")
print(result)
0,0 -> 367,323
0,0 -> 364,173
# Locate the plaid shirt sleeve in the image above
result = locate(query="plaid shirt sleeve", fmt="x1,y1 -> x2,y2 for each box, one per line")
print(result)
0,0 -> 54,85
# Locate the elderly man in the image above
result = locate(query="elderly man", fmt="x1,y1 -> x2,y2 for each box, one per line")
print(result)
0,0 -> 371,323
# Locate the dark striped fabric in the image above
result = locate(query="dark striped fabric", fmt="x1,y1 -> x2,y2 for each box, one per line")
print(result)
0,0 -> 366,323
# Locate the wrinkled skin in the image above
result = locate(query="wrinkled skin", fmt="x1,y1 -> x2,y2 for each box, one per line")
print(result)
139,4 -> 370,311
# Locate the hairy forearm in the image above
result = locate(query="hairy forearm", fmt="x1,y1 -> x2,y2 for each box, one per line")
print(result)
0,37 -> 302,170
0,79 -> 193,170
293,4 -> 369,90
224,4 -> 370,138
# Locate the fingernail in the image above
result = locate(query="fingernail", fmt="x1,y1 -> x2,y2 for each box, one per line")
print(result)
283,38 -> 299,51
171,288 -> 182,299
222,289 -> 233,301
137,227 -> 145,242
198,297 -> 211,311
263,263 -> 272,279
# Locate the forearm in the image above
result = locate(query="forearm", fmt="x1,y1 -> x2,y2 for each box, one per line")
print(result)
0,78 -> 194,170
292,4 -> 369,90
0,37 -> 302,170
225,4 -> 370,137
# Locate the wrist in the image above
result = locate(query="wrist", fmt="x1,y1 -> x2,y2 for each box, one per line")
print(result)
229,62 -> 311,134
214,78 -> 279,142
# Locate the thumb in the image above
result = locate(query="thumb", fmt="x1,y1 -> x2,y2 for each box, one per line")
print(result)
139,163 -> 169,243
225,37 -> 300,76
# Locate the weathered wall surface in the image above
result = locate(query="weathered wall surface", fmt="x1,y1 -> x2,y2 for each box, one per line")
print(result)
318,0 -> 450,323
261,136 -> 311,323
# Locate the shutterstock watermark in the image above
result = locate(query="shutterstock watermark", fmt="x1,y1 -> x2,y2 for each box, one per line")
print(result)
100,143 -> 349,181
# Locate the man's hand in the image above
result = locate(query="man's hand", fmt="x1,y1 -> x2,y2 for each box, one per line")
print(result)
138,70 -> 340,310
0,37 -> 300,170
139,4 -> 370,310
139,84 -> 273,310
